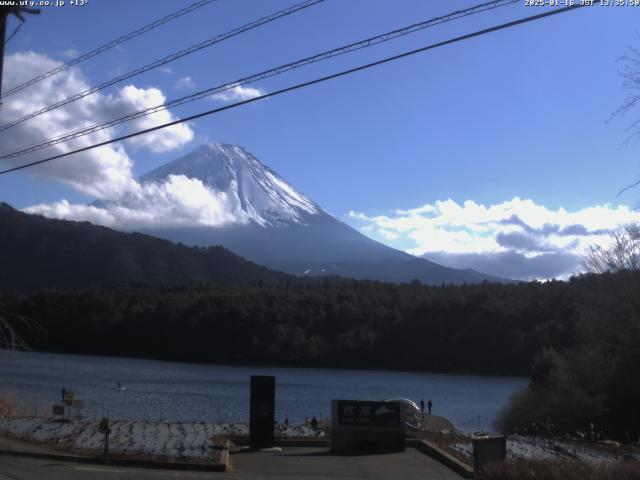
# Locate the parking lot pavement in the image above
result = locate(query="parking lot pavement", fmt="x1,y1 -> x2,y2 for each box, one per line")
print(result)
229,446 -> 464,480
0,435 -> 65,455
0,455 -> 223,480
0,446 -> 463,480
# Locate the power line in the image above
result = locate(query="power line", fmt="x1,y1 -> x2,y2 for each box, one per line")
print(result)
0,3 -> 589,177
3,22 -> 22,46
0,0 -> 519,160
1,0 -> 219,100
0,0 -> 324,133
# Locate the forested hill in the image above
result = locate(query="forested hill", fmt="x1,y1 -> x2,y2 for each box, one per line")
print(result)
0,203 -> 292,289
2,270 -> 638,378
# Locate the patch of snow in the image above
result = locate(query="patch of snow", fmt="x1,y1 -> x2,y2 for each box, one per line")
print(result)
452,434 -> 630,464
0,417 -> 217,461
274,423 -> 327,438
0,417 -> 326,461
452,443 -> 472,458
262,170 -> 318,215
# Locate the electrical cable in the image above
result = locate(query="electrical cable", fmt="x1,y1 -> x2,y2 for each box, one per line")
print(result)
0,0 -> 518,160
0,0 -> 324,133
0,3 -> 589,177
3,22 -> 22,46
1,0 -> 219,99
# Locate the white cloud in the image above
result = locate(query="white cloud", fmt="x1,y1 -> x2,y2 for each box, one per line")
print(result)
1,51 -> 194,198
0,52 -> 252,230
25,175 -> 249,229
60,48 -> 80,59
349,197 -> 640,280
211,84 -> 265,102
116,85 -> 194,153
3,52 -> 249,230
158,66 -> 173,74
173,75 -> 196,90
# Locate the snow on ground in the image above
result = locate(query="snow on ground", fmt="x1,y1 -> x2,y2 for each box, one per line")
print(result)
452,434 -> 638,463
3,416 -> 636,465
0,417 -> 326,461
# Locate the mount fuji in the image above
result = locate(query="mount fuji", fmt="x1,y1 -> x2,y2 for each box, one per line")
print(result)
128,143 -> 509,284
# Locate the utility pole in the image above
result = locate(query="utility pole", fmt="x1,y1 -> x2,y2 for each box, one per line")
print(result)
0,6 -> 40,101
0,9 -> 7,101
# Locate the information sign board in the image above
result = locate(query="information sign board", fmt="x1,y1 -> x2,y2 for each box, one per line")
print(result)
336,400 -> 402,428
331,399 -> 405,453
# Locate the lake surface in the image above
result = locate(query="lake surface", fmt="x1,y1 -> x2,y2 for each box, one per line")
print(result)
0,351 -> 527,432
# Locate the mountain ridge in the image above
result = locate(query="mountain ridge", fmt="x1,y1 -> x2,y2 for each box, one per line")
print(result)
0,202 -> 292,290
132,142 -> 513,285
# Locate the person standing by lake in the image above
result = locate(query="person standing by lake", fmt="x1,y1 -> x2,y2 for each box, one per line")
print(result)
420,399 -> 425,414
427,399 -> 432,414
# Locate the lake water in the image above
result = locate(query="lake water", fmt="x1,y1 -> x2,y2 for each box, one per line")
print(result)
0,350 -> 527,432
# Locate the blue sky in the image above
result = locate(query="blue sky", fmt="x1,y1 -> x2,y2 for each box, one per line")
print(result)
2,0 -> 640,279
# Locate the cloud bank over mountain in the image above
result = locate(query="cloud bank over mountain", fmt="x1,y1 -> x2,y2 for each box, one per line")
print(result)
1,52 -> 248,229
2,52 -> 193,199
4,52 -> 274,230
349,198 -> 640,280
24,143 -> 319,231
24,174 -> 248,230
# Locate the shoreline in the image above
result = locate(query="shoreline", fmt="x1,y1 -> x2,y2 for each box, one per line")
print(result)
1,348 -> 530,381
0,350 -> 529,433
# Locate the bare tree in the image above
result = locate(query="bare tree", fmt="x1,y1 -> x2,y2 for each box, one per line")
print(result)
0,311 -> 45,350
614,46 -> 640,128
611,45 -> 640,196
584,222 -> 640,273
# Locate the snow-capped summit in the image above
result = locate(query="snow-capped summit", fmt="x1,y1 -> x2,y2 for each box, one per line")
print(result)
141,143 -> 320,227
134,143 -> 511,285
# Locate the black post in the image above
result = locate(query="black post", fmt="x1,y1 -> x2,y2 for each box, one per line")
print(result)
99,417 -> 110,459
104,426 -> 110,459
249,375 -> 275,450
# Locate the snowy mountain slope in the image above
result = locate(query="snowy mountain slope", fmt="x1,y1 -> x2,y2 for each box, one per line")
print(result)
134,143 -> 512,284
141,143 -> 320,227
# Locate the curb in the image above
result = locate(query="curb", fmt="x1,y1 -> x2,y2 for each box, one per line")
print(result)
0,446 -> 229,472
231,437 -> 331,448
407,439 -> 474,479
220,439 -> 230,470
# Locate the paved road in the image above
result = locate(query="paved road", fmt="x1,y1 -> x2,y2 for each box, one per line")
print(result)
0,456 -> 223,480
231,447 -> 462,480
0,435 -> 65,455
0,446 -> 463,480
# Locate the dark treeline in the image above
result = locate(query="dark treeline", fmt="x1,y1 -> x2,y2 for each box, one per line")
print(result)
497,269 -> 640,441
3,270 -> 639,439
0,271 -> 634,375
